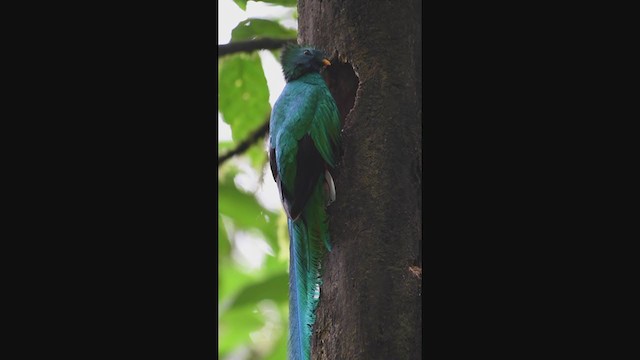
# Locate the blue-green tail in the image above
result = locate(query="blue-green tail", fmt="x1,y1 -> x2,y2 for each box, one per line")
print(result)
288,179 -> 331,360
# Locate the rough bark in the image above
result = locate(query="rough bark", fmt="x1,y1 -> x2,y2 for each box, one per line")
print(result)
298,1 -> 422,359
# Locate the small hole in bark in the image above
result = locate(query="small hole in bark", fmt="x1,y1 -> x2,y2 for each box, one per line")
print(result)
322,58 -> 358,126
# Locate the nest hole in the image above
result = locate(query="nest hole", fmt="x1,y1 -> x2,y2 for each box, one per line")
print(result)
322,59 -> 358,126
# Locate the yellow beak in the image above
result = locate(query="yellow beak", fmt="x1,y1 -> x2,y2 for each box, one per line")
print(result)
322,59 -> 331,67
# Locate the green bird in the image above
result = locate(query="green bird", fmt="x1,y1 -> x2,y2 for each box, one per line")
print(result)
269,44 -> 341,360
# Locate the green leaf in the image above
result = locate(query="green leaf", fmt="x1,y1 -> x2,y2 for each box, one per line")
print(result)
218,140 -> 235,153
264,302 -> 288,359
218,162 -> 241,184
276,211 -> 290,261
232,0 -> 248,10
246,141 -> 268,169
218,306 -> 265,354
256,0 -> 297,7
218,180 -> 279,253
218,214 -> 231,260
263,239 -> 287,272
218,180 -> 271,229
231,18 -> 297,42
231,272 -> 289,308
265,328 -> 287,360
258,221 -> 279,257
218,53 -> 271,142
219,259 -> 256,302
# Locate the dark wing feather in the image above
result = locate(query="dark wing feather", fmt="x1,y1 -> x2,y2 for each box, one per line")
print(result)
287,134 -> 325,220
270,139 -> 323,221
269,147 -> 278,182
269,146 -> 293,219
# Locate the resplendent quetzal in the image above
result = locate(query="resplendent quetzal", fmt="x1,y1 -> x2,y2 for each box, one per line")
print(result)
268,44 -> 341,360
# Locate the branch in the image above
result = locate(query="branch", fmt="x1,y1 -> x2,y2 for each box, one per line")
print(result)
218,120 -> 270,167
218,38 -> 296,57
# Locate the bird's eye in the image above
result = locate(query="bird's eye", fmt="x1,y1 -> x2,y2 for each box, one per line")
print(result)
304,50 -> 312,56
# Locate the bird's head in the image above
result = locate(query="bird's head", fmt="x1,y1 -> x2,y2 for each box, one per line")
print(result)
280,44 -> 331,82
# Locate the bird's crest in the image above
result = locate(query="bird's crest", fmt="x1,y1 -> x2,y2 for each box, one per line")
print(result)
280,43 -> 330,82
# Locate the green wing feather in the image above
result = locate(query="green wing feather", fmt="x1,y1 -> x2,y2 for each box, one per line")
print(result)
309,85 -> 341,167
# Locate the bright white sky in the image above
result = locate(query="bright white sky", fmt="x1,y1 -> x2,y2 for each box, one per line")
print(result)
219,0 -> 296,269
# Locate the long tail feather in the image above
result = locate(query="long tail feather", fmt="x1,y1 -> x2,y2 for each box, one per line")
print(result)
288,178 -> 331,360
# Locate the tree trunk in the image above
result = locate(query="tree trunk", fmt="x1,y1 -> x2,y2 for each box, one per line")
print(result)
298,1 -> 422,359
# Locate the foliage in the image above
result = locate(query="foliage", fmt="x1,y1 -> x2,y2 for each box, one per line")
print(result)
218,1 -> 298,359
219,52 -> 271,142
234,0 -> 297,9
232,18 -> 297,42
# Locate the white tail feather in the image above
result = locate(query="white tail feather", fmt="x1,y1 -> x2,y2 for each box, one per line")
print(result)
324,170 -> 336,206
